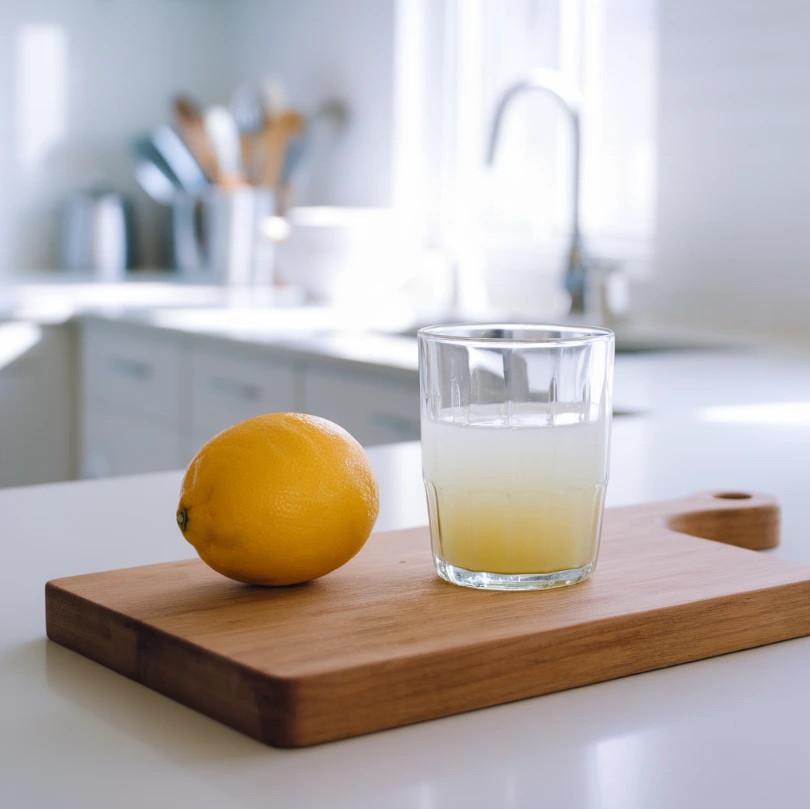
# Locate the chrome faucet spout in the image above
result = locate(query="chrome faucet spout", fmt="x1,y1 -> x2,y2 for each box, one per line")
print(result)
486,68 -> 588,315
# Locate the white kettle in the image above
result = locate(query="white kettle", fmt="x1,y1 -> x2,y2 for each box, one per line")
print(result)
61,189 -> 133,280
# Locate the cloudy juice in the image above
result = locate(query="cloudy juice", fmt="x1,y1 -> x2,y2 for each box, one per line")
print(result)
422,408 -> 608,575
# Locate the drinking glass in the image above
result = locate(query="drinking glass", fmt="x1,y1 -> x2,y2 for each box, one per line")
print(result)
418,324 -> 614,591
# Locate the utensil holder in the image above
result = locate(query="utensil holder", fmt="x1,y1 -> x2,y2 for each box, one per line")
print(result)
172,186 -> 275,286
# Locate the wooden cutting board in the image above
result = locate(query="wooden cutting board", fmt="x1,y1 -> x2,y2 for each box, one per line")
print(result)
46,491 -> 810,748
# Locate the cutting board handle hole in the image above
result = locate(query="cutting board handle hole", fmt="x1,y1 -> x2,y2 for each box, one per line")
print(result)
662,491 -> 779,551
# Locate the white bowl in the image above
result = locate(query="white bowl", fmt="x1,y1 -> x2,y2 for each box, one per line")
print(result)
276,207 -> 412,303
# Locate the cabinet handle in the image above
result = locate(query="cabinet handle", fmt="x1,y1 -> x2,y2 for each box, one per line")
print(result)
209,376 -> 262,401
107,356 -> 154,380
369,412 -> 420,437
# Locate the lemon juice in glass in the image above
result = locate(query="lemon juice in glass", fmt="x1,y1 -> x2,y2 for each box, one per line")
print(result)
418,325 -> 614,591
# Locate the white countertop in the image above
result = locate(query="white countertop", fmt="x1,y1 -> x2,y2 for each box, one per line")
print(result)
0,273 -> 774,382
0,274 -> 308,323
3,407 -> 810,807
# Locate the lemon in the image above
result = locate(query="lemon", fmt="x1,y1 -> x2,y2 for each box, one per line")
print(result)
176,413 -> 379,586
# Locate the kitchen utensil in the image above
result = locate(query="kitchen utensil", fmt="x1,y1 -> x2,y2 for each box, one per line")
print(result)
130,127 -> 208,202
61,189 -> 133,279
130,135 -> 183,204
46,491 -> 810,748
229,85 -> 266,184
131,154 -> 176,205
258,76 -> 287,120
259,110 -> 305,189
283,98 -> 348,206
173,95 -> 220,183
279,134 -> 306,188
230,85 -> 266,135
151,125 -> 209,196
171,186 -> 275,285
203,105 -> 243,185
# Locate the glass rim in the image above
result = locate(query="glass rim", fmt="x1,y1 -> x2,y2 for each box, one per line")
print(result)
417,322 -> 615,347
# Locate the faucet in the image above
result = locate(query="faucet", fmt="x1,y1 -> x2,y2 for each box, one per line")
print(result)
486,68 -> 589,316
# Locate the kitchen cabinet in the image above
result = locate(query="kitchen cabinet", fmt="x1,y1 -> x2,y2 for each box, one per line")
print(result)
80,321 -> 186,477
82,321 -> 182,421
304,365 -> 420,445
79,318 -> 421,479
81,403 -> 185,479
189,344 -> 301,442
0,322 -> 74,487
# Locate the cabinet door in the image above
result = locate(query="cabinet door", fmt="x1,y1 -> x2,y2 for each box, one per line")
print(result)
190,346 -> 300,443
0,323 -> 73,487
82,321 -> 182,421
81,403 -> 184,479
303,366 -> 420,446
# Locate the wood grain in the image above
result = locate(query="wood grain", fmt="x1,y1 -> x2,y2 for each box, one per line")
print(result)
46,491 -> 810,748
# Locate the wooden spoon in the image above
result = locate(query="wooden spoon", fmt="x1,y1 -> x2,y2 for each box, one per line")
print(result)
259,111 -> 305,190
173,96 -> 221,184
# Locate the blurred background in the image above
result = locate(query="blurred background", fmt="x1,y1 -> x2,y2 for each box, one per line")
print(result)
1,0 -> 808,488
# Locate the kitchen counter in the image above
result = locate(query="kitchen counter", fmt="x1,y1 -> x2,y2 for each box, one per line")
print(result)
6,272 -> 810,403
3,410 -> 810,808
84,306 -> 810,416
0,273 -> 776,383
83,305 -> 750,379
0,275 -> 428,379
0,274 -> 304,324
5,277 -> 810,491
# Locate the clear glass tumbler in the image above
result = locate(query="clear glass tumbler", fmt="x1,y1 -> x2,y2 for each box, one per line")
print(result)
418,324 -> 614,591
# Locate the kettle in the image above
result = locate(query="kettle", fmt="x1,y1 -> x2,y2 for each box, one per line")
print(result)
61,189 -> 133,279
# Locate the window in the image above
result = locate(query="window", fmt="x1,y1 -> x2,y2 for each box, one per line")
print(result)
397,0 -> 658,313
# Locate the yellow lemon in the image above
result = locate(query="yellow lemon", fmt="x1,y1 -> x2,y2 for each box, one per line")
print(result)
176,413 -> 379,585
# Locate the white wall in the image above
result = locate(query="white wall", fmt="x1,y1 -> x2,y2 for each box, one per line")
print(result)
0,0 -> 234,273
6,0 -> 810,341
229,0 -> 397,208
0,0 -> 400,274
646,0 -> 810,337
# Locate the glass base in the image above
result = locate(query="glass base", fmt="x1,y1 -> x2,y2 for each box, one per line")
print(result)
435,556 -> 596,591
